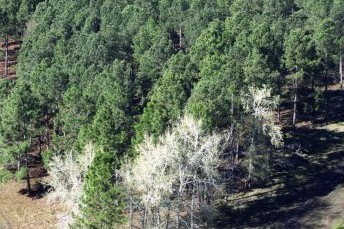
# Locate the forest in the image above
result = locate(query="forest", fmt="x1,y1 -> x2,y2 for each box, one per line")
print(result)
0,0 -> 343,228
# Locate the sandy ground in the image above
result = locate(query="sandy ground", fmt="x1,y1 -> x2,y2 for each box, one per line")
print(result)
0,181 -> 63,229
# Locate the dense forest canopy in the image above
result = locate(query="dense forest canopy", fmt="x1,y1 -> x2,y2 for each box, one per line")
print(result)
0,0 -> 343,228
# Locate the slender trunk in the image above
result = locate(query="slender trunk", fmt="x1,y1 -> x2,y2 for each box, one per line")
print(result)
324,50 -> 329,114
191,178 -> 196,229
165,203 -> 171,229
38,136 -> 42,153
176,164 -> 183,229
235,138 -> 239,164
340,52 -> 343,90
129,194 -> 133,229
152,208 -> 155,226
25,148 -> 31,195
4,35 -> 8,77
45,108 -> 50,149
141,208 -> 146,229
278,75 -> 281,123
248,116 -> 256,190
176,195 -> 180,229
231,93 -> 234,116
157,207 -> 160,228
293,78 -> 298,127
201,184 -> 208,227
248,157 -> 252,190
325,50 -> 328,93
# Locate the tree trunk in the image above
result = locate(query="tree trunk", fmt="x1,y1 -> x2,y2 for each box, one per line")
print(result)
25,148 -> 31,195
152,208 -> 155,226
4,35 -> 8,77
325,50 -> 328,93
176,195 -> 180,229
157,207 -> 160,229
235,139 -> 239,164
231,93 -> 234,116
191,178 -> 196,229
129,194 -> 133,229
165,203 -> 171,229
293,78 -> 298,127
340,52 -> 343,90
278,75 -> 281,123
45,108 -> 50,149
38,136 -> 42,153
141,208 -> 146,229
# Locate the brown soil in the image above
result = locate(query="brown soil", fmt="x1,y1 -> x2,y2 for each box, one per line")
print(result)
0,181 -> 64,229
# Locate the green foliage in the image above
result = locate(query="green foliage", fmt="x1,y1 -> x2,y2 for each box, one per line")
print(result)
41,149 -> 53,169
0,0 -> 341,226
0,168 -> 13,183
15,167 -> 27,181
134,53 -> 194,143
76,149 -> 125,228
314,87 -> 326,112
334,224 -> 344,229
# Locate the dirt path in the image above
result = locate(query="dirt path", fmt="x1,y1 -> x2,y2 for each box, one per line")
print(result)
0,181 -> 63,229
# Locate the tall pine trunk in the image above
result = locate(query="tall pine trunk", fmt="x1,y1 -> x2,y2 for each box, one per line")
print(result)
25,148 -> 31,195
4,35 -> 8,77
190,176 -> 197,229
340,51 -> 343,90
141,208 -> 146,229
277,75 -> 282,123
165,202 -> 171,229
129,193 -> 133,229
156,207 -> 160,228
293,78 -> 298,127
325,50 -> 328,93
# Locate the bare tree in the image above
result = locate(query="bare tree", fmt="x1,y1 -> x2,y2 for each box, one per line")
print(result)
120,116 -> 225,229
46,143 -> 95,228
241,85 -> 283,186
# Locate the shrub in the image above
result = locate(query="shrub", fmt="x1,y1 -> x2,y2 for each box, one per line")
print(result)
0,168 -> 13,183
15,167 -> 27,181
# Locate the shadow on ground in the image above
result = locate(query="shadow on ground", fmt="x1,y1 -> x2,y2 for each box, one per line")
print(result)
215,89 -> 344,228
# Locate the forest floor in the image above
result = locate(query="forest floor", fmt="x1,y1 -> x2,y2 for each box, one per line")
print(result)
0,181 -> 64,229
217,87 -> 344,228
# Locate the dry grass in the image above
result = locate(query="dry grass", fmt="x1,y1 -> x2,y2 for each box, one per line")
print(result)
0,181 -> 64,229
316,122 -> 344,133
295,183 -> 344,228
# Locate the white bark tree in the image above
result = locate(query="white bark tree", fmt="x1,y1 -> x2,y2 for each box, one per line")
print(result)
46,143 -> 96,228
120,116 -> 225,229
241,85 -> 283,186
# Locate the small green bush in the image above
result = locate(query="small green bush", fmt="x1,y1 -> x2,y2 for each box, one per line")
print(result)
42,149 -> 53,169
334,224 -> 344,229
15,167 -> 27,181
0,168 -> 13,183
314,87 -> 325,113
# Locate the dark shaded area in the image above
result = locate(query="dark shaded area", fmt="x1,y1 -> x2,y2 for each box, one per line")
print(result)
215,89 -> 344,228
18,182 -> 51,199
